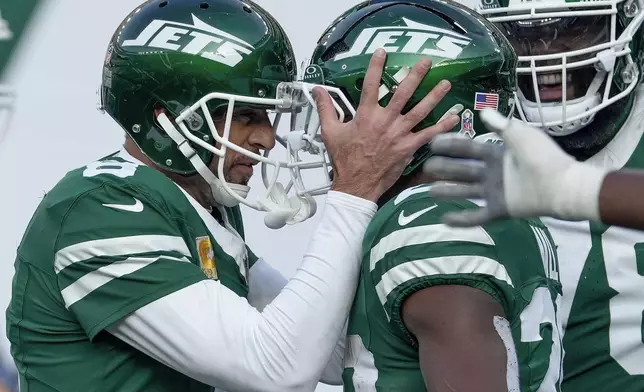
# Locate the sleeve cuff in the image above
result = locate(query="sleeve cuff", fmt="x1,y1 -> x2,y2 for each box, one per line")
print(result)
326,191 -> 378,217
558,162 -> 608,221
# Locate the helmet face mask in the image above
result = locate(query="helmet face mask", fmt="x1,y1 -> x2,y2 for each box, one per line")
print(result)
100,0 -> 335,228
166,84 -> 332,223
473,0 -> 644,136
261,78 -> 351,201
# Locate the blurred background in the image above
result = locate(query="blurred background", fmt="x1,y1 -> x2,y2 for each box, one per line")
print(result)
0,0 -> 367,391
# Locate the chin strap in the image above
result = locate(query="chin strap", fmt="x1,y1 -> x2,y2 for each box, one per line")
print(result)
157,113 -> 248,207
157,113 -> 315,226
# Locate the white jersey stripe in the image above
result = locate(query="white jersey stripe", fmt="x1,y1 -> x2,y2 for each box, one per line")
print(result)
54,235 -> 191,274
375,255 -> 514,309
370,224 -> 495,272
61,255 -> 190,308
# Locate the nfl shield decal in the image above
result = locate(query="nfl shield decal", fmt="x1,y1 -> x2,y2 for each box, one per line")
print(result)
458,109 -> 475,138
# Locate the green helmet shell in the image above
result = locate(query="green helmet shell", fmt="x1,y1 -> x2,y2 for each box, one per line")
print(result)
306,0 -> 517,175
100,0 -> 296,175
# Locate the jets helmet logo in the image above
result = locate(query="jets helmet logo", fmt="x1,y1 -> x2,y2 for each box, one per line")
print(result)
123,14 -> 254,67
333,17 -> 472,62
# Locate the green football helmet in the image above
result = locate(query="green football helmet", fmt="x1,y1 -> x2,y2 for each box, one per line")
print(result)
280,0 -> 517,186
98,0 -> 325,228
456,0 -> 644,141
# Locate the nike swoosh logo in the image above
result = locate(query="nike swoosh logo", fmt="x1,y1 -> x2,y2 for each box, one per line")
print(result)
398,204 -> 438,226
103,198 -> 144,213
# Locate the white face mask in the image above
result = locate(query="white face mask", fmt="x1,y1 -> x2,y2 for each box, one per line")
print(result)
475,0 -> 644,136
156,81 -> 340,229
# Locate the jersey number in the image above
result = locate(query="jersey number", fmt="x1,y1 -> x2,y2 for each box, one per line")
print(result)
546,222 -> 644,376
344,335 -> 377,391
344,290 -> 564,392
520,287 -> 564,392
83,159 -> 138,179
603,227 -> 644,375
519,225 -> 564,391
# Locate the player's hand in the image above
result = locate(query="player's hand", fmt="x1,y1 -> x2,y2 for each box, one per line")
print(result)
422,109 -> 606,226
314,48 -> 460,203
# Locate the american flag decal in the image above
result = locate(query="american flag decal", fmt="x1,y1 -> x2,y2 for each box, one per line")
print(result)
474,92 -> 499,110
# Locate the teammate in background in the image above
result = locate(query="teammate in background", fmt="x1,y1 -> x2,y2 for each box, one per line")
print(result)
0,340 -> 15,392
441,0 -> 644,389
424,109 -> 644,231
0,2 -> 42,146
0,366 -> 15,392
294,1 -> 563,390
4,0 -> 459,391
0,356 -> 15,392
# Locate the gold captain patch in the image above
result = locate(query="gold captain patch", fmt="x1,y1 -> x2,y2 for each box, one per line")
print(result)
196,236 -> 218,280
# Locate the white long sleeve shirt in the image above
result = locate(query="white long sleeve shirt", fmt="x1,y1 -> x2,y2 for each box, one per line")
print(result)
108,191 -> 374,391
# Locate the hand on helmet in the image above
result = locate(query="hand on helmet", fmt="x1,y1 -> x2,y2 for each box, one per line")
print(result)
422,109 -> 607,226
313,48 -> 460,203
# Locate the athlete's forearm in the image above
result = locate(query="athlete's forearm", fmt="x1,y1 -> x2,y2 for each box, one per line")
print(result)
247,256 -> 348,385
248,254 -> 348,385
108,191 -> 375,391
598,169 -> 644,230
257,191 -> 374,388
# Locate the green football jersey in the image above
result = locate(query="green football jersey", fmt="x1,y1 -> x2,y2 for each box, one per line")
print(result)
548,95 -> 644,392
5,151 -> 257,392
342,184 -> 563,391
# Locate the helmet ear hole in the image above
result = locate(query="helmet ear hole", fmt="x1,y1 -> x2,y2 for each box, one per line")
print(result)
159,1 -> 168,8
153,103 -> 174,126
355,78 -> 364,91
200,2 -> 209,9
153,102 -> 167,113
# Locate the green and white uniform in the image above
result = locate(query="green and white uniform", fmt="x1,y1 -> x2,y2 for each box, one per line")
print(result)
6,151 -> 255,392
546,86 -> 644,392
342,185 -> 563,391
6,149 -> 377,392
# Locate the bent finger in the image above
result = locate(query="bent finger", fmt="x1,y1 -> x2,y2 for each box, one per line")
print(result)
430,134 -> 498,160
442,208 -> 496,227
429,182 -> 484,200
422,156 -> 486,183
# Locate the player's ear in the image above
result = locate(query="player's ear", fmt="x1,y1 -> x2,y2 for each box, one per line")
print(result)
153,103 -> 174,122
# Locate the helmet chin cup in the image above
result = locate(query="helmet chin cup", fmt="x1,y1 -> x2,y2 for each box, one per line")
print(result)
210,176 -> 250,208
260,183 -> 318,229
263,209 -> 295,229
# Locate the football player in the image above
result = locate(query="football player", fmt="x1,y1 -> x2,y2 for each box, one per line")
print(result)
4,0 -> 459,391
428,0 -> 644,390
292,0 -> 564,390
